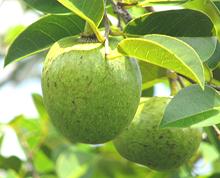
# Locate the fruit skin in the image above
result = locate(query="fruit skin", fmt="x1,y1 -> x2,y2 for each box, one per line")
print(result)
114,97 -> 202,171
41,37 -> 142,144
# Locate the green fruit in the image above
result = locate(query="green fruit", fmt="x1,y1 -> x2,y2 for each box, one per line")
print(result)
41,37 -> 142,144
114,97 -> 201,171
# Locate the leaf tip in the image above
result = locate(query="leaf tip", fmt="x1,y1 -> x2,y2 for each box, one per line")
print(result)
3,58 -> 9,68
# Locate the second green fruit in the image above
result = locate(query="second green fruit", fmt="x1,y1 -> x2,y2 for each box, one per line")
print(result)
114,97 -> 201,171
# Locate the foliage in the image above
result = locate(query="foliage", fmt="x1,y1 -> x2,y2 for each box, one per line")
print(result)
1,0 -> 220,177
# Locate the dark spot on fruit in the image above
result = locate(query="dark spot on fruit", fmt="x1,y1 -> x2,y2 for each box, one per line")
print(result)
72,100 -> 77,111
80,56 -> 83,59
47,81 -> 50,88
54,82 -> 57,87
159,135 -> 164,139
87,78 -> 93,88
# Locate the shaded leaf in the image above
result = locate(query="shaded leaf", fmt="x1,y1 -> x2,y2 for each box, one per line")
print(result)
117,34 -> 205,88
139,61 -> 167,90
206,41 -> 220,69
161,85 -> 220,128
23,0 -> 70,13
183,0 -> 220,41
124,9 -> 213,37
58,0 -> 105,42
179,37 -> 217,62
0,156 -> 22,172
142,87 -> 154,97
4,14 -> 85,66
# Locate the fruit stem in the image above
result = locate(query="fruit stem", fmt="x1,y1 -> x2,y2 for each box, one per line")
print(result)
81,23 -> 105,43
83,23 -> 95,37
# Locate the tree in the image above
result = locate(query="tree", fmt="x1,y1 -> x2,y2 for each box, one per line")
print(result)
1,0 -> 220,177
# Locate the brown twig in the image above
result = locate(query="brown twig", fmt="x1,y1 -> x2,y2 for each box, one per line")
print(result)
178,73 -> 220,91
109,0 -> 132,23
177,75 -> 185,88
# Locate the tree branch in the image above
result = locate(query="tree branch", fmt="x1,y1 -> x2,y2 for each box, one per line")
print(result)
108,0 -> 132,23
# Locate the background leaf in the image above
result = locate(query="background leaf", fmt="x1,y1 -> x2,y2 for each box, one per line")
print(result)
161,85 -> 220,128
32,93 -> 48,120
0,156 -> 22,172
23,0 -> 70,14
124,9 -> 213,37
56,146 -> 95,178
4,14 -> 85,66
10,116 -> 43,150
117,34 -> 205,88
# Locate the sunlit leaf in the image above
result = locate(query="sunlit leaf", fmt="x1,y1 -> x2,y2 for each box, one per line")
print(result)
58,0 -> 105,42
117,35 -> 205,88
4,14 -> 85,66
33,150 -> 54,173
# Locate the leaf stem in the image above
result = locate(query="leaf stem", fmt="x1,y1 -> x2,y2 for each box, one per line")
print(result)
177,75 -> 185,88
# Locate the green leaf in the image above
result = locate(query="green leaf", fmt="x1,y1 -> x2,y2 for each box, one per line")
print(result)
23,0 -> 70,13
160,84 -> 220,128
138,0 -> 187,6
117,35 -> 205,88
10,115 -> 46,150
4,25 -> 25,45
0,156 -> 22,172
56,147 -> 95,178
4,14 -> 85,66
33,150 -> 54,173
206,41 -> 220,69
32,93 -> 48,120
139,61 -> 167,90
124,9 -> 213,37
204,126 -> 220,154
5,170 -> 19,178
183,0 -> 220,41
57,0 -> 105,42
200,142 -> 219,163
178,37 -> 217,62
